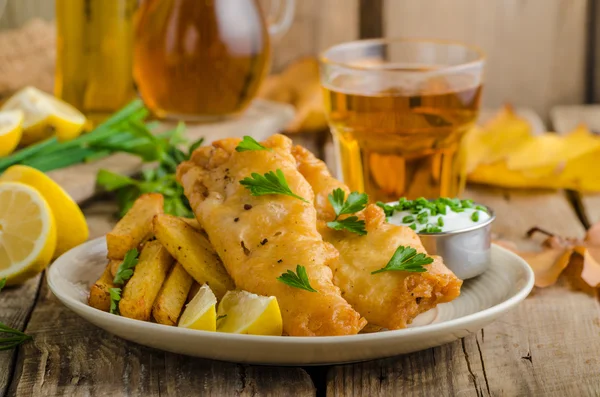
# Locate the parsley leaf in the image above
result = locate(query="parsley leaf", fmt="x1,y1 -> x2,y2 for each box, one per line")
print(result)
328,188 -> 368,219
235,136 -> 272,152
109,288 -> 122,315
0,278 -> 5,292
277,265 -> 318,292
113,248 -> 139,285
371,245 -> 433,274
327,216 -> 367,235
240,169 -> 308,203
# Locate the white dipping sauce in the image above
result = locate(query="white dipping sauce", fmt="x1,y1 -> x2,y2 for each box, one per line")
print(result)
387,202 -> 491,233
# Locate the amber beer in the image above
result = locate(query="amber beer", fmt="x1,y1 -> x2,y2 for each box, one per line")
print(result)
320,40 -> 484,202
324,82 -> 482,202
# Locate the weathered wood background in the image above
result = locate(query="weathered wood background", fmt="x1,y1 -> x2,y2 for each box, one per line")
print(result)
0,0 -> 595,119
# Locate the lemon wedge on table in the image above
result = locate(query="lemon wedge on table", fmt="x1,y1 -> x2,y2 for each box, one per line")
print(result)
217,290 -> 282,336
0,110 -> 23,157
178,284 -> 217,331
0,182 -> 57,285
1,86 -> 86,146
0,165 -> 89,258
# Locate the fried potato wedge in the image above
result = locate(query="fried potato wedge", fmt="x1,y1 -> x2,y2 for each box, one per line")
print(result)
109,258 -> 122,278
88,262 -> 116,312
152,262 -> 194,326
153,214 -> 234,300
106,193 -> 163,260
119,240 -> 173,321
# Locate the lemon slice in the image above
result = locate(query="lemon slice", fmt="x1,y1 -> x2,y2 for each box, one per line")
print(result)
1,87 -> 86,145
0,165 -> 89,258
0,110 -> 23,157
178,284 -> 217,331
0,182 -> 57,285
217,290 -> 282,336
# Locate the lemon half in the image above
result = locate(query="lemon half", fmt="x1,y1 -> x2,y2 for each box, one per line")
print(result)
178,284 -> 217,331
0,110 -> 23,157
0,182 -> 57,285
1,86 -> 86,145
217,290 -> 282,336
0,165 -> 89,258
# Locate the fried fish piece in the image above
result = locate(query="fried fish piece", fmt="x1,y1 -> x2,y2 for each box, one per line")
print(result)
292,145 -> 462,329
177,134 -> 365,336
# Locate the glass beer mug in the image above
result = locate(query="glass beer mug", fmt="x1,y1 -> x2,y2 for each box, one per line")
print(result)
134,0 -> 295,121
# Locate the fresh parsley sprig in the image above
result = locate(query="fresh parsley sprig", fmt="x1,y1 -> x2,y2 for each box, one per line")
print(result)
327,216 -> 367,236
371,246 -> 432,275
109,288 -> 122,315
277,265 -> 318,292
326,188 -> 368,235
0,278 -> 33,350
235,136 -> 272,152
240,169 -> 309,203
113,248 -> 139,285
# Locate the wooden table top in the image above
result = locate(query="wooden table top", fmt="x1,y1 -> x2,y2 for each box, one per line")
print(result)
1,139 -> 599,397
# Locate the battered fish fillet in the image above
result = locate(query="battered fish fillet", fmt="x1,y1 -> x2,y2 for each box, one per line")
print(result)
292,145 -> 462,329
177,134 -> 365,336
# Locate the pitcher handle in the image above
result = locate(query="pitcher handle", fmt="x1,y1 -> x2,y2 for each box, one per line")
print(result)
267,0 -> 295,41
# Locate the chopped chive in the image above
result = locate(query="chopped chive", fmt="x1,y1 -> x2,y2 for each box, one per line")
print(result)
437,217 -> 444,227
471,211 -> 480,222
402,215 -> 415,223
416,211 -> 428,224
475,205 -> 488,213
461,199 -> 474,208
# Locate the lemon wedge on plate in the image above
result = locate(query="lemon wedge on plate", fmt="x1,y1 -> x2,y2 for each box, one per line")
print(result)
178,284 -> 217,331
217,290 -> 282,336
0,165 -> 89,258
0,110 -> 23,157
0,182 -> 57,285
1,87 -> 86,145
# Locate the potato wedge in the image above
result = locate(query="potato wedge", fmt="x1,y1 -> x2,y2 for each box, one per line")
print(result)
153,214 -> 234,299
106,193 -> 163,260
152,262 -> 194,326
187,281 -> 201,303
109,258 -> 122,278
180,217 -> 204,233
119,240 -> 173,321
88,262 -> 115,312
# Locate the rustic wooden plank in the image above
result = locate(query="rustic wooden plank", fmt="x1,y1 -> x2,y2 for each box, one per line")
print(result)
384,0 -> 588,120
270,0 -> 358,71
327,187 -> 600,396
6,200 -> 316,397
359,0 -> 383,39
0,276 -> 42,397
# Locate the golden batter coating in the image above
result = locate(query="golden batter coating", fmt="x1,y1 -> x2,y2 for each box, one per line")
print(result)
292,145 -> 462,329
177,134 -> 365,336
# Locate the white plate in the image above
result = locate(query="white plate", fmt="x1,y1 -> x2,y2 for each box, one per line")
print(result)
47,238 -> 534,365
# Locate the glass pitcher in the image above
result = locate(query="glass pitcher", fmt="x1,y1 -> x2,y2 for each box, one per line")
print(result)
134,0 -> 295,121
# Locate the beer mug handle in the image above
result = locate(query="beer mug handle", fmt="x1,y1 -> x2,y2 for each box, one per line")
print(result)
266,0 -> 295,40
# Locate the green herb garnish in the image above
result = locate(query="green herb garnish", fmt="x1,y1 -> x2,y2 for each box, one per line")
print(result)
437,217 -> 444,227
408,223 -> 416,230
326,188 -> 368,235
419,224 -> 443,233
109,288 -> 122,315
402,215 -> 414,223
327,216 -> 367,235
371,246 -> 433,275
235,136 -> 272,152
376,201 -> 396,217
328,188 -> 368,218
113,248 -> 140,285
277,265 -> 318,292
0,278 -> 32,350
240,169 -> 308,203
471,211 -> 480,222
96,124 -> 201,218
416,211 -> 429,224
